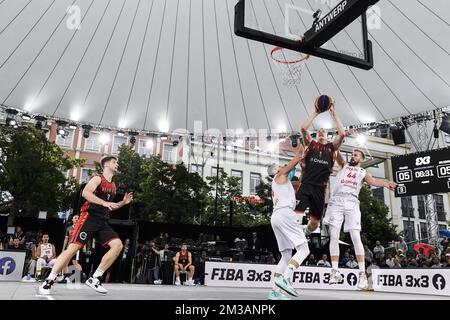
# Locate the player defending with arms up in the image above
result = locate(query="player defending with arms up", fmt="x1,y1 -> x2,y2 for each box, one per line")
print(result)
323,149 -> 397,289
268,148 -> 309,300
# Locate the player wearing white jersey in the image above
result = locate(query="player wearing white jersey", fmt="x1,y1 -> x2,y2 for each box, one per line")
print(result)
267,149 -> 310,300
323,149 -> 397,289
36,234 -> 57,278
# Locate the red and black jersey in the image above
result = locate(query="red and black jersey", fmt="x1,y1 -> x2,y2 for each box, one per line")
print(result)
178,251 -> 189,266
80,175 -> 116,218
300,140 -> 336,187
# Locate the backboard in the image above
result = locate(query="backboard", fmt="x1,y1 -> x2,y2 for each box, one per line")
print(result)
235,0 -> 380,70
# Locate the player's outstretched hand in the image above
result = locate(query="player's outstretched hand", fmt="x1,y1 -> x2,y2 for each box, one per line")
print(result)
329,101 -> 337,117
387,181 -> 397,191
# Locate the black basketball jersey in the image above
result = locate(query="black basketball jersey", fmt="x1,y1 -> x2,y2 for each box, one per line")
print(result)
81,175 -> 116,218
301,140 -> 336,187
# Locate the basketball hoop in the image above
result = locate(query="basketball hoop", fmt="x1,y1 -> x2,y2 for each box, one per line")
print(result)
271,46 -> 309,88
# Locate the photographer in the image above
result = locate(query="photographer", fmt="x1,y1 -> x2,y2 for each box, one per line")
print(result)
144,240 -> 162,284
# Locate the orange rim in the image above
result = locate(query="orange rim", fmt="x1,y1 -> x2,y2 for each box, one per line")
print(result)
270,46 -> 310,64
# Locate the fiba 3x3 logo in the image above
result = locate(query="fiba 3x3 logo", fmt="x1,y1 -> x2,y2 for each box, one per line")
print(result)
415,156 -> 431,166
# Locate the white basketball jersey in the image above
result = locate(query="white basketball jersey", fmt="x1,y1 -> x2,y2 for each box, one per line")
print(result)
331,165 -> 366,198
40,243 -> 53,258
272,175 -> 296,210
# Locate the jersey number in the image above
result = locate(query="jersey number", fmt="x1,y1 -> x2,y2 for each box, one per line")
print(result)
347,172 -> 357,179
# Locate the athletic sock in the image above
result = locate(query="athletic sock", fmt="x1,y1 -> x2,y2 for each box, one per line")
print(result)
47,271 -> 58,281
283,264 -> 296,282
358,262 -> 365,272
331,261 -> 338,270
93,269 -> 104,279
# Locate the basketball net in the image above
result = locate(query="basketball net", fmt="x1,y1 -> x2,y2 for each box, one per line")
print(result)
271,46 -> 309,88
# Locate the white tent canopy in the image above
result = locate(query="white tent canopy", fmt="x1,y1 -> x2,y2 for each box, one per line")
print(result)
0,0 -> 449,134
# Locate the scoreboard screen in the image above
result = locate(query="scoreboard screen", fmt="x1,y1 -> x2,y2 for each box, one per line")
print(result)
391,147 -> 450,197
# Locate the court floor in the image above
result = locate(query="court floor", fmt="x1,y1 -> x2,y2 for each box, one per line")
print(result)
1,282 -> 448,300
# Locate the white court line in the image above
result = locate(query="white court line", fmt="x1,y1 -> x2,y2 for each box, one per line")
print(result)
35,294 -> 55,300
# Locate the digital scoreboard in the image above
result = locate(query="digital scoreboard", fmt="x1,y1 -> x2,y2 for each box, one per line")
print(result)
391,147 -> 450,197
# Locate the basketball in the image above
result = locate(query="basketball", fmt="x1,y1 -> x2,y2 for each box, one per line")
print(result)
315,95 -> 333,113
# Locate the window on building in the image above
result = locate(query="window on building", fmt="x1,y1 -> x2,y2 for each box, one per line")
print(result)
55,129 -> 74,149
211,166 -> 222,177
418,195 -> 426,219
138,139 -> 153,158
419,222 -> 428,241
250,172 -> 262,195
162,144 -> 175,164
372,187 -> 384,203
80,168 -> 92,184
112,136 -> 127,155
231,170 -> 243,192
84,132 -> 101,152
401,196 -> 414,218
433,194 -> 446,222
402,220 -> 416,242
191,164 -> 203,177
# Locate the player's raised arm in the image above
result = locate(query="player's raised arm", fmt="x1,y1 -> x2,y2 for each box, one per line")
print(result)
329,103 -> 346,150
301,111 -> 319,147
336,150 -> 347,168
364,172 -> 397,190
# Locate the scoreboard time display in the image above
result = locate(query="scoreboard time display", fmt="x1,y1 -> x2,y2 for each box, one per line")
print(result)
391,147 -> 450,197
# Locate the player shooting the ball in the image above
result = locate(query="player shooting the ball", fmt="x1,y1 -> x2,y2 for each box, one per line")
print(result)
295,95 -> 346,237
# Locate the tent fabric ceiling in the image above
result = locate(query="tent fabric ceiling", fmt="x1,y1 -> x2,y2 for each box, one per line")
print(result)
0,0 -> 449,134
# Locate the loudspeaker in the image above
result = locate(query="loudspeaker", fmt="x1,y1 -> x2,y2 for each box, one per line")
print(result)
440,114 -> 450,135
391,127 -> 406,145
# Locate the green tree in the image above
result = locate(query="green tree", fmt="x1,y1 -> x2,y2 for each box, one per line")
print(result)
244,177 -> 273,226
114,144 -> 143,192
138,156 -> 209,223
204,169 -> 249,226
111,144 -> 144,220
343,185 -> 399,248
0,126 -> 85,217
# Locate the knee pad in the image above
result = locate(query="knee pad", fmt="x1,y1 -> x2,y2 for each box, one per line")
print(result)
291,243 -> 310,266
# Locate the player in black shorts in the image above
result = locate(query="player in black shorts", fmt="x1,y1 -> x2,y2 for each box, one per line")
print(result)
296,103 -> 346,235
39,156 -> 133,295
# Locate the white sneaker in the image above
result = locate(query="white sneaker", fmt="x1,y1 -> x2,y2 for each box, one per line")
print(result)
328,269 -> 343,284
175,278 -> 181,286
38,280 -> 54,295
357,271 -> 368,290
85,277 -> 108,294
188,279 -> 196,286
